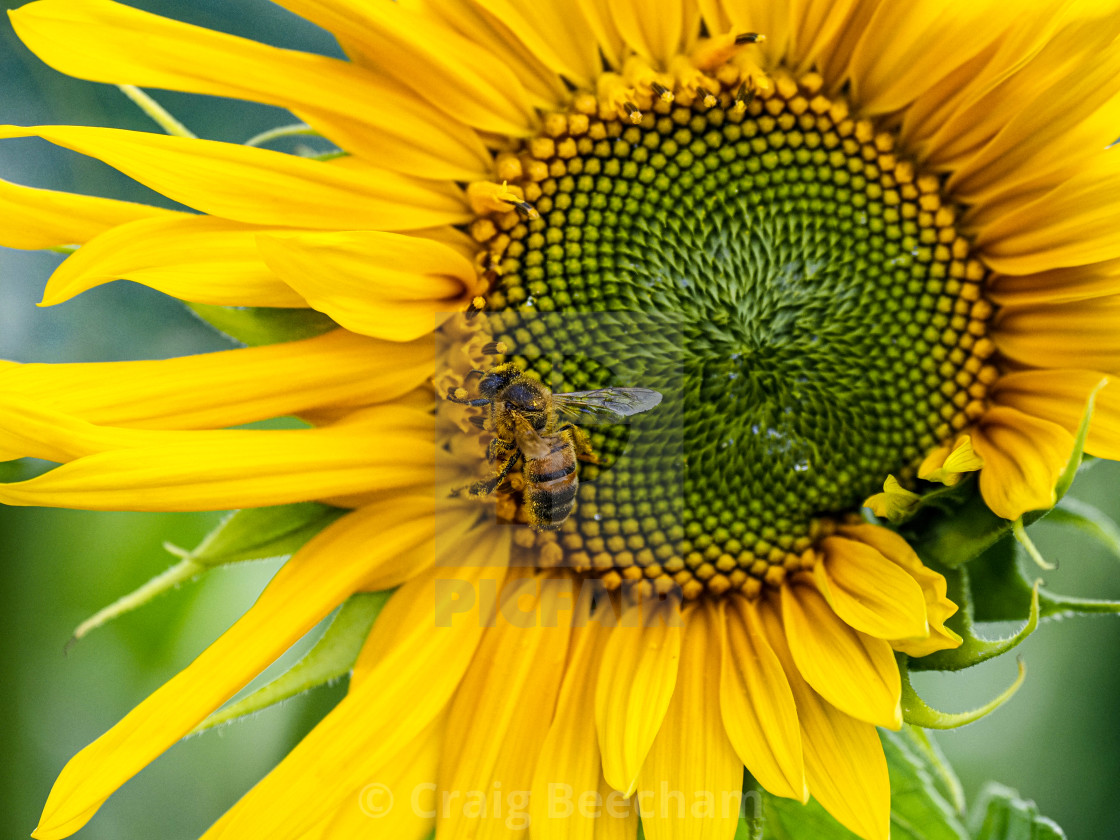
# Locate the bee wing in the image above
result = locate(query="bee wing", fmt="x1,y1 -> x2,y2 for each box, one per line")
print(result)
552,388 -> 664,424
513,413 -> 551,459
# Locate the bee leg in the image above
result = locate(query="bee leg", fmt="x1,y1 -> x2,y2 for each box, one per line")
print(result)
451,451 -> 520,499
559,424 -> 601,464
486,437 -> 513,463
446,390 -> 491,407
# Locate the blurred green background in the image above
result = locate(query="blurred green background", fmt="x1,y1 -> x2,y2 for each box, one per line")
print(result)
1,2 -> 1117,838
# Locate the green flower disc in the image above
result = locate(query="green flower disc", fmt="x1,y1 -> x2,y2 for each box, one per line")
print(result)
470,71 -> 994,599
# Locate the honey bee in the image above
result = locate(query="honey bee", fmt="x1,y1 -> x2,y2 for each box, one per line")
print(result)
447,363 -> 663,530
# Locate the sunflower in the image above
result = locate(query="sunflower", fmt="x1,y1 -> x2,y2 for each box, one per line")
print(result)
3,0 -> 1119,838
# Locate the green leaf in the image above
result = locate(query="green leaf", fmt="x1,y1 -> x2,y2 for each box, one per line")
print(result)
758,728 -> 970,840
1045,496 -> 1120,561
968,783 -> 1067,840
169,502 -> 348,569
186,302 -> 337,346
191,590 -> 390,733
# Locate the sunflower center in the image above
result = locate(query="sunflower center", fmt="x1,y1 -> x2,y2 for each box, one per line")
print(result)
464,66 -> 995,600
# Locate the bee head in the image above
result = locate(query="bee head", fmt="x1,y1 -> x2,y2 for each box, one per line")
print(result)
477,364 -> 520,398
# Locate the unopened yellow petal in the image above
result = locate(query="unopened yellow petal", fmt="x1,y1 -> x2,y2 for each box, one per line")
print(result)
993,370 -> 1120,460
0,404 -> 432,511
0,330 -> 431,429
837,524 -> 962,657
863,474 -> 920,522
780,584 -> 902,729
274,0 -> 537,136
0,176 -> 176,250
438,574 -> 572,840
758,601 -> 890,840
530,597 -> 615,840
972,405 -> 1074,520
719,598 -> 806,802
10,0 -> 491,180
0,125 -> 469,230
257,230 -> 478,342
201,533 -> 507,840
33,497 -> 444,840
993,294 -> 1120,373
918,435 -> 983,486
42,214 -> 306,308
815,536 -> 929,640
639,603 -> 742,840
596,602 -> 682,797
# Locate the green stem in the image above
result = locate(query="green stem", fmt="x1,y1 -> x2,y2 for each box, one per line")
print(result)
244,122 -> 318,147
117,85 -> 196,138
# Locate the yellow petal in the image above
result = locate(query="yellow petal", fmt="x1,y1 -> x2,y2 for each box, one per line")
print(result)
987,259 -> 1120,307
596,602 -> 682,797
993,369 -> 1120,460
943,10 -> 1120,205
273,0 -> 537,136
0,330 -> 431,429
319,716 -> 443,840
257,230 -> 478,342
9,0 -> 491,180
474,0 -> 603,87
200,533 -> 507,840
575,0 -> 626,69
780,583 -> 902,729
837,524 -> 962,657
529,596 -> 615,840
0,124 -> 469,230
0,176 -> 176,250
0,403 -> 433,511
42,214 -> 306,308
423,0 -> 569,107
993,294 -> 1120,373
975,155 -> 1120,273
815,535 -> 929,640
719,598 -> 807,802
847,0 -> 1011,116
758,601 -> 890,840
971,405 -> 1074,520
33,496 -> 448,840
609,0 -> 700,67
438,574 -> 572,840
639,603 -> 743,840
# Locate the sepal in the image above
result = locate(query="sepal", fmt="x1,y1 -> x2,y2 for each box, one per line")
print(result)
186,302 -> 337,346
191,590 -> 389,733
68,502 -> 346,645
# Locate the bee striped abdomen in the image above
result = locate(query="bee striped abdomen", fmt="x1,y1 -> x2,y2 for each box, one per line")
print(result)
524,437 -> 578,530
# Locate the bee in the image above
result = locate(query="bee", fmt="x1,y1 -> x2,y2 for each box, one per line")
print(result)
447,363 -> 663,530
